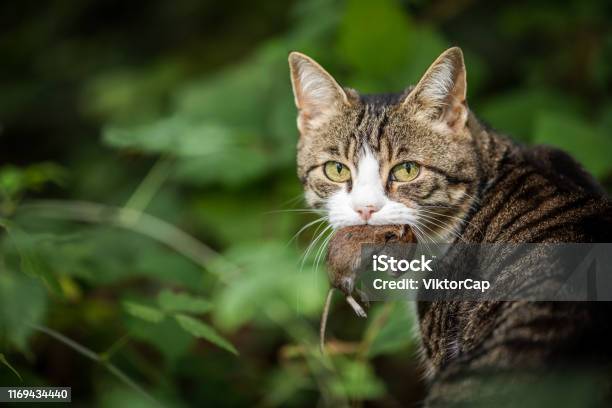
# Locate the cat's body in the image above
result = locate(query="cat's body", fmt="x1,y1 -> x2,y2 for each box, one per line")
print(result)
418,121 -> 612,406
288,48 -> 612,406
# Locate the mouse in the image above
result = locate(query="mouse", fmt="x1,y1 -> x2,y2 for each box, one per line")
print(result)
320,224 -> 416,352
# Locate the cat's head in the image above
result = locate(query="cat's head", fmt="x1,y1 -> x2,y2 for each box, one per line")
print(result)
289,47 -> 481,242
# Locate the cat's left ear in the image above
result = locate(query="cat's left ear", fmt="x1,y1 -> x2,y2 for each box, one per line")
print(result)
403,47 -> 467,133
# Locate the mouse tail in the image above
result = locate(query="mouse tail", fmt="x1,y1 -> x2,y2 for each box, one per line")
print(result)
319,287 -> 335,354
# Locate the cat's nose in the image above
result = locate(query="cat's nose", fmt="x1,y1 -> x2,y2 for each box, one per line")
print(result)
355,205 -> 380,221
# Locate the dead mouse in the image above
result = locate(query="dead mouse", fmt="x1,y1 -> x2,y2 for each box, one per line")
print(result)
320,224 -> 415,351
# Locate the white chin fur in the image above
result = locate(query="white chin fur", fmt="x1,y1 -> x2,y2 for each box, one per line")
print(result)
326,189 -> 418,229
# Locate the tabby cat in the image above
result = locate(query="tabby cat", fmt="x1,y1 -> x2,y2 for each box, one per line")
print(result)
288,47 -> 612,406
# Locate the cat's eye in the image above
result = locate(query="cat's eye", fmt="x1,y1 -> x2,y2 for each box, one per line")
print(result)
324,161 -> 351,182
391,162 -> 420,182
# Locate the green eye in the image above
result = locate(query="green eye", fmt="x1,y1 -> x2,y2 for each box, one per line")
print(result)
391,162 -> 420,182
324,161 -> 351,182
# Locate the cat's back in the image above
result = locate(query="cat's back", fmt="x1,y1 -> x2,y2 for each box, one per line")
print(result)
422,142 -> 612,407
465,140 -> 612,243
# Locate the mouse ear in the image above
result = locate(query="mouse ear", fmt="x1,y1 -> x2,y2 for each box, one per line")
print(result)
288,52 -> 353,133
402,47 -> 468,134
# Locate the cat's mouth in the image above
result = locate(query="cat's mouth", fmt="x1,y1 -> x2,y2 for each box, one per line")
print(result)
329,210 -> 464,244
330,208 -> 419,229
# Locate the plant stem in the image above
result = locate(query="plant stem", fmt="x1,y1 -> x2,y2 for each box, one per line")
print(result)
101,333 -> 131,361
19,200 -> 239,280
28,323 -> 161,407
122,156 -> 174,224
357,303 -> 394,360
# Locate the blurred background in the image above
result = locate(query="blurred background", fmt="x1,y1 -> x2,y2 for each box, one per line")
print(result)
1,0 -> 611,406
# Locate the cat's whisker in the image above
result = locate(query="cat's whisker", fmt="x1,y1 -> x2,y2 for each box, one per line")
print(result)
418,204 -> 456,209
418,208 -> 484,238
286,216 -> 329,247
306,225 -> 333,280
313,229 -> 335,276
417,211 -> 467,241
300,223 -> 329,262
417,211 -> 462,233
416,214 -> 467,244
300,223 -> 333,271
277,194 -> 308,209
419,206 -> 481,227
415,222 -> 439,247
409,221 -> 436,255
315,231 -> 333,266
265,208 -> 326,215
461,190 -> 481,205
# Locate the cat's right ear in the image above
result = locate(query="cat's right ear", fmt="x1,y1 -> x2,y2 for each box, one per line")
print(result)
289,52 -> 352,133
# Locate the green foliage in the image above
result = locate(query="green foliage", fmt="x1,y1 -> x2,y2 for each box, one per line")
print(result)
339,0 -> 413,77
0,353 -> 22,381
329,359 -> 386,400
0,269 -> 47,351
4,226 -> 63,294
174,314 -> 238,355
533,111 -> 612,178
212,242 -> 326,331
1,0 -> 611,406
366,303 -> 415,357
479,88 -> 582,141
126,316 -> 193,365
124,291 -> 236,355
124,302 -> 165,324
157,289 -> 213,314
0,163 -> 67,212
264,365 -> 314,407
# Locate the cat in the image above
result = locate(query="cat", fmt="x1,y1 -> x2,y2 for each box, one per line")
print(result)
288,47 -> 612,406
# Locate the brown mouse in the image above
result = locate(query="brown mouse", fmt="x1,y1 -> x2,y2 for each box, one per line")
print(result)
320,224 -> 415,351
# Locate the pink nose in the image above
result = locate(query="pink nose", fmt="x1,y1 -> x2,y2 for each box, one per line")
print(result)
355,205 -> 380,221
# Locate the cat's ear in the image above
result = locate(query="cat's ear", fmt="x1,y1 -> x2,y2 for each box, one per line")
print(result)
403,47 -> 467,133
289,52 -> 352,133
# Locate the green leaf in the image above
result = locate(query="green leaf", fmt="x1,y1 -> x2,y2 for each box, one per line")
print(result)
367,303 -> 415,357
0,167 -> 25,199
174,314 -> 238,355
6,227 -> 62,294
172,144 -> 271,187
22,163 -> 68,191
6,224 -> 203,289
329,359 -> 386,400
533,111 -> 612,178
123,302 -> 165,323
103,117 -> 235,157
212,241 -> 327,331
0,163 -> 66,200
479,88 -> 582,141
0,353 -> 22,381
83,61 -> 184,124
157,290 -> 212,314
0,269 -> 47,350
102,42 -> 298,188
264,365 -> 313,407
190,185 -> 300,245
125,316 -> 193,364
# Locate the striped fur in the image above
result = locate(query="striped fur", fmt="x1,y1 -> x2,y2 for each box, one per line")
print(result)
289,48 -> 612,406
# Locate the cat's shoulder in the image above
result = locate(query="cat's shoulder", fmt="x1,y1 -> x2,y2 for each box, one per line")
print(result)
518,144 -> 606,196
475,140 -> 612,242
